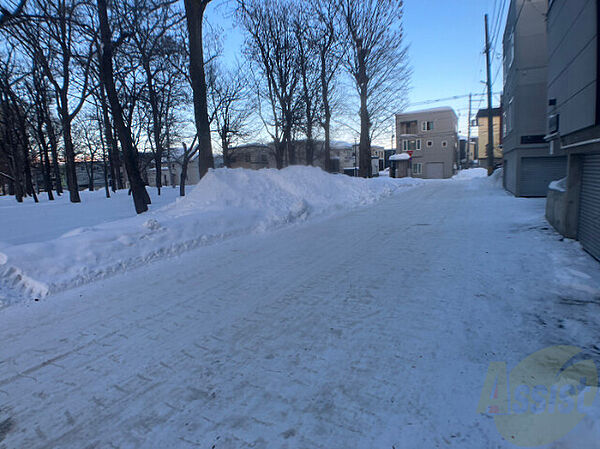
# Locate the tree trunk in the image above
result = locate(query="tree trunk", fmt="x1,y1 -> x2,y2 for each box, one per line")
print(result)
22,144 -> 38,203
143,58 -> 164,195
306,134 -> 314,166
99,82 -> 121,191
60,107 -> 81,202
97,0 -> 149,214
184,0 -> 214,180
44,113 -> 63,195
102,148 -> 110,198
36,120 -> 54,200
358,85 -> 371,178
221,134 -> 230,168
274,142 -> 284,169
180,158 -> 188,197
155,155 -> 162,195
88,156 -> 94,191
357,45 -> 371,178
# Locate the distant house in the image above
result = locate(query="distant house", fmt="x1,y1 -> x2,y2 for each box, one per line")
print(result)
146,150 -> 204,189
395,107 -> 459,179
502,0 -> 566,197
229,143 -> 276,169
476,107 -> 503,168
545,0 -> 600,261
75,161 -> 108,190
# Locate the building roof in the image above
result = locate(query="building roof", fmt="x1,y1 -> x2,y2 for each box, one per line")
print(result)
476,107 -> 502,118
396,106 -> 457,117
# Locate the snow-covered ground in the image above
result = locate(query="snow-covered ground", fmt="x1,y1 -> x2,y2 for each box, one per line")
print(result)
0,167 -> 423,305
0,187 -> 181,247
0,169 -> 599,448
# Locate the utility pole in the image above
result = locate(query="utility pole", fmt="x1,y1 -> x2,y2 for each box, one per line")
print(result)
484,14 -> 495,176
466,93 -> 472,169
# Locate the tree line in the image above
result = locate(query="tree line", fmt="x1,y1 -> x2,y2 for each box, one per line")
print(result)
0,0 -> 409,213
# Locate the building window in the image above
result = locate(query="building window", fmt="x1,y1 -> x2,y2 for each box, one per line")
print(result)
504,31 -> 514,82
442,141 -> 447,148
421,121 -> 434,131
400,120 -> 418,135
413,163 -> 423,175
427,140 -> 433,147
244,153 -> 251,162
403,139 -> 421,151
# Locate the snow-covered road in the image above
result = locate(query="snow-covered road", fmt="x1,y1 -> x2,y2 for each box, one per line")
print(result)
1,177 -> 599,448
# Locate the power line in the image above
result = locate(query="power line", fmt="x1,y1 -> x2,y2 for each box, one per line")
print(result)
408,92 -> 501,108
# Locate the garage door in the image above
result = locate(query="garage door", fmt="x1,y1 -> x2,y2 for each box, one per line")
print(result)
578,154 -> 600,261
426,162 -> 444,179
520,156 -> 567,197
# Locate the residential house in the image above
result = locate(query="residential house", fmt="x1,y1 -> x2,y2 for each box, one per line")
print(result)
545,0 -> 600,261
476,107 -> 503,168
395,107 -> 459,179
229,143 -> 276,169
502,0 -> 567,197
146,151 -> 225,189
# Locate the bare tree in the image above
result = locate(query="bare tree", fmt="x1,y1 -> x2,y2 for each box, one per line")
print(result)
184,0 -> 214,180
178,135 -> 198,196
311,0 -> 344,172
125,0 -> 184,195
336,0 -> 410,177
293,7 -> 322,166
96,0 -> 150,213
238,0 -> 302,168
207,62 -> 253,168
0,68 -> 38,203
7,0 -> 97,201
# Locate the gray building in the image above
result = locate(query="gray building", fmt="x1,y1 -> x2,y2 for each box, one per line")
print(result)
502,0 -> 567,197
395,107 -> 458,179
545,0 -> 600,261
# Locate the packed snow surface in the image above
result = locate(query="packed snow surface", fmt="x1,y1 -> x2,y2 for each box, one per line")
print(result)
0,167 -> 423,304
0,171 -> 598,448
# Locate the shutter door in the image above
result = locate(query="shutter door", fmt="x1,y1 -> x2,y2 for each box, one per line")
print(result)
520,156 -> 567,197
426,162 -> 444,179
578,154 -> 600,261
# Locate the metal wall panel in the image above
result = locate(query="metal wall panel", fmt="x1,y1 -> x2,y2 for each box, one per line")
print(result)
578,154 -> 600,261
519,156 -> 567,197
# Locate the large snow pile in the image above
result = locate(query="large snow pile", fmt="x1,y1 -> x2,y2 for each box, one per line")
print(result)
0,166 -> 423,305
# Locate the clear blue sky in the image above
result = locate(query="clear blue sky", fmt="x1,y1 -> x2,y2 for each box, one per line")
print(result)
205,0 -> 509,146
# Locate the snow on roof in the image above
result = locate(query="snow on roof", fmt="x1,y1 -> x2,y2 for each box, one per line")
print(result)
330,140 -> 354,150
389,153 -> 411,161
396,106 -> 457,117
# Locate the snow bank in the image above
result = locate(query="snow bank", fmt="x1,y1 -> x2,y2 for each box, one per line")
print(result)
549,177 -> 567,192
452,168 -> 488,180
0,167 -> 423,305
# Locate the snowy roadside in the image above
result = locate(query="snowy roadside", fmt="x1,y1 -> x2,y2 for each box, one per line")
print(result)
0,167 -> 424,306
